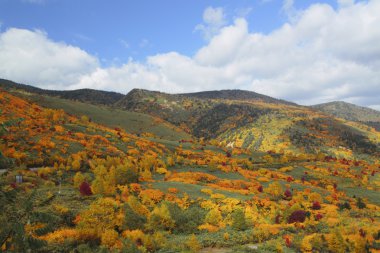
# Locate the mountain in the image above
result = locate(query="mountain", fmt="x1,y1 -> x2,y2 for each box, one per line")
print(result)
119,88 -> 380,157
312,101 -> 380,130
117,88 -> 292,137
1,79 -> 379,157
180,89 -> 296,105
0,78 -> 124,105
0,80 -> 190,141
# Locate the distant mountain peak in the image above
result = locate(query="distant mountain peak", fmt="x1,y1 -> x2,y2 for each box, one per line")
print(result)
312,101 -> 380,130
179,89 -> 296,105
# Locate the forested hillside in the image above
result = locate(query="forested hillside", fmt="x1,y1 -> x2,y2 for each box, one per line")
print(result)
313,101 -> 380,131
1,82 -> 380,253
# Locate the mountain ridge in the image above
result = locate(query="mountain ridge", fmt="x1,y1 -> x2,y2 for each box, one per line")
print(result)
312,101 -> 380,131
1,78 -> 379,157
3,78 -> 379,113
0,78 -> 125,105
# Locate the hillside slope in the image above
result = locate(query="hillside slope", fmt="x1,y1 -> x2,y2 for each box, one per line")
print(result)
1,90 -> 379,253
0,78 -> 124,105
2,79 -> 379,158
181,89 -> 296,105
0,79 -> 191,141
119,89 -> 380,158
312,101 -> 380,130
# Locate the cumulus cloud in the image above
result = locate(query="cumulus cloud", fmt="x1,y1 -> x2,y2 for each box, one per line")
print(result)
0,28 -> 98,89
195,7 -> 226,40
0,1 -> 379,109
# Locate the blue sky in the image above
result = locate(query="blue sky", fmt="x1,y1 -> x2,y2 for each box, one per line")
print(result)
0,0 -> 379,109
1,0 -> 337,63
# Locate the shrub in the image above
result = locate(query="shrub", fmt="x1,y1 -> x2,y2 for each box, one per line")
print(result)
338,202 -> 351,211
356,198 -> 366,209
287,210 -> 307,223
79,182 -> 92,196
185,234 -> 201,252
284,189 -> 292,199
124,205 -> 147,230
168,204 -> 206,234
315,213 -> 323,221
312,201 -> 321,210
231,209 -> 247,231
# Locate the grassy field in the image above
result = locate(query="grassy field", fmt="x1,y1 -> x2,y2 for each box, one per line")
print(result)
150,181 -> 254,200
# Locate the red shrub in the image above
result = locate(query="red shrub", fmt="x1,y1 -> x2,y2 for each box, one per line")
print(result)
315,213 -> 323,221
287,210 -> 307,223
284,189 -> 292,199
285,237 -> 291,247
359,228 -> 366,238
79,182 -> 93,196
312,201 -> 321,210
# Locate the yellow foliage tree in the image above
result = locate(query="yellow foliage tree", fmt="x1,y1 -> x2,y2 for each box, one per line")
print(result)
265,181 -> 283,200
77,198 -> 122,237
328,229 -> 346,253
300,234 -> 314,252
101,229 -> 119,249
127,196 -> 150,217
308,192 -> 323,203
146,203 -> 175,231
72,159 -> 81,170
205,207 -> 223,226
73,172 -> 85,188
186,234 -> 201,252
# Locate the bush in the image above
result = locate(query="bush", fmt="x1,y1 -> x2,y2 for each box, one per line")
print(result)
79,182 -> 93,196
283,189 -> 292,199
315,213 -> 323,221
288,210 -> 307,223
124,205 -> 147,230
338,202 -> 351,211
117,167 -> 139,185
312,201 -> 321,210
168,203 -> 206,234
231,209 -> 247,231
356,197 -> 366,209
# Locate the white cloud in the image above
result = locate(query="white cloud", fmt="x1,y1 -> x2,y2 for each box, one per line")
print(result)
195,7 -> 226,40
0,1 -> 379,109
281,0 -> 301,22
370,105 -> 380,111
0,28 -> 98,89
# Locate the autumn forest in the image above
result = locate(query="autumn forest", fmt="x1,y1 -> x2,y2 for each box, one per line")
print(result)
0,80 -> 380,253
